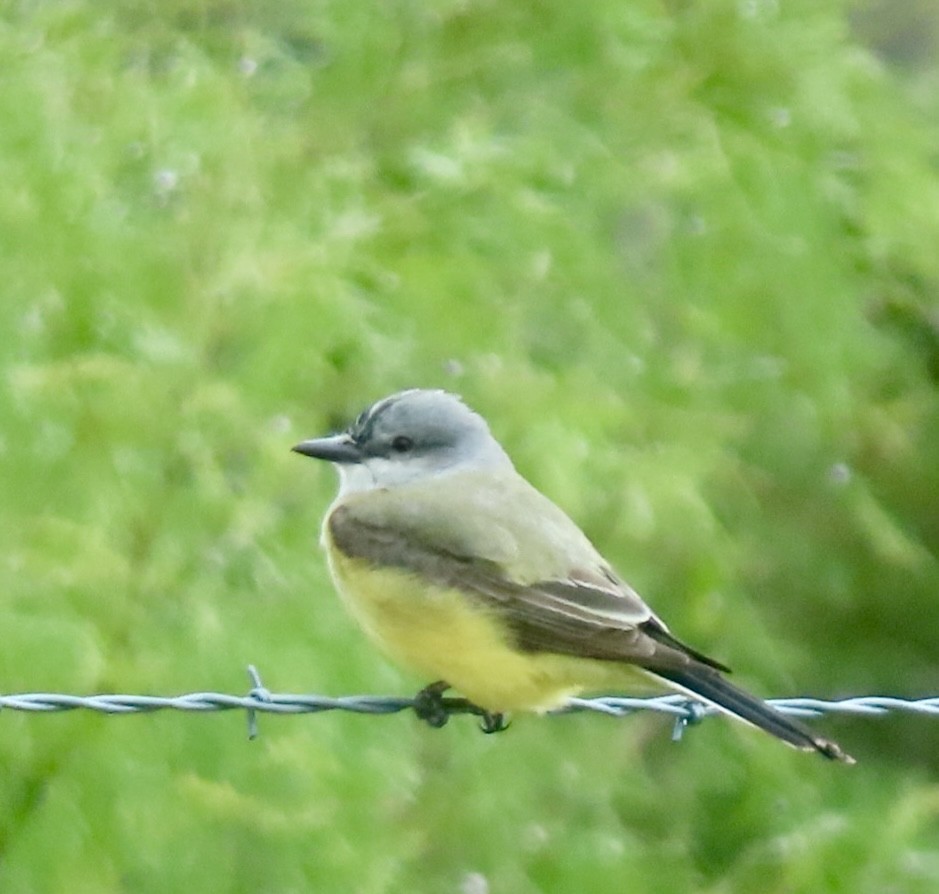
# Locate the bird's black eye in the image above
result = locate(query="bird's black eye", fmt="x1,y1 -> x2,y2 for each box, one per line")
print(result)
391,435 -> 414,453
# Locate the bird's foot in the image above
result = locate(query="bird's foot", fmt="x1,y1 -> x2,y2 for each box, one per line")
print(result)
413,680 -> 451,729
413,682 -> 511,735
478,711 -> 510,734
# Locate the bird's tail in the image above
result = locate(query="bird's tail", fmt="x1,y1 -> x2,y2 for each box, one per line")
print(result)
651,665 -> 854,764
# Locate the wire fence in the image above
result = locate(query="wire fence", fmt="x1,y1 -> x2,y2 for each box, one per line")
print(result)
1,666 -> 935,741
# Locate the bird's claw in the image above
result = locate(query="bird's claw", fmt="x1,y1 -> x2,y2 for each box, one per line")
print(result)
413,682 -> 510,734
478,711 -> 509,734
413,681 -> 451,729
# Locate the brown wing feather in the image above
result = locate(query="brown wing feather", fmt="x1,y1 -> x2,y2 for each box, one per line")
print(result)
328,504 -> 729,673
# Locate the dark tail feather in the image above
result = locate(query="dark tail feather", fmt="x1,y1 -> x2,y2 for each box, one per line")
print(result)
652,665 -> 855,764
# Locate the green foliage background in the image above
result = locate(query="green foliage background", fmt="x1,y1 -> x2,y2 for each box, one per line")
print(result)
2,0 -> 939,891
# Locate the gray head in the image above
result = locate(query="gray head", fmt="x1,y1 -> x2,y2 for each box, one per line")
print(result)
293,389 -> 514,495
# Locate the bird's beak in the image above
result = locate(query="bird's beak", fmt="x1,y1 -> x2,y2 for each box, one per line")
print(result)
291,434 -> 362,464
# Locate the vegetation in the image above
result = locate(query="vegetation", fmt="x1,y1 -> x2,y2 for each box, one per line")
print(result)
2,1 -> 938,890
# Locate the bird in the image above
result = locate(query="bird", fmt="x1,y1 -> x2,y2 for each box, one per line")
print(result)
292,388 -> 853,763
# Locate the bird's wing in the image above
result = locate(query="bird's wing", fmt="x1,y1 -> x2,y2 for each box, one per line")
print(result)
327,477 -> 729,673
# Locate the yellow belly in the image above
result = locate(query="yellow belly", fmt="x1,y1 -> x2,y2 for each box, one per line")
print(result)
325,546 -> 629,713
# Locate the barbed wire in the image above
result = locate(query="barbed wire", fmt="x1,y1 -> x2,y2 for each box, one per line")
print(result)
1,666 -> 935,741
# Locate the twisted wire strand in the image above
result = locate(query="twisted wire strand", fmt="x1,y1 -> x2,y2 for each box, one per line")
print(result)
1,668 -> 935,728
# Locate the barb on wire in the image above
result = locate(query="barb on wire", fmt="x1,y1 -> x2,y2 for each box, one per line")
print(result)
1,666 -> 936,739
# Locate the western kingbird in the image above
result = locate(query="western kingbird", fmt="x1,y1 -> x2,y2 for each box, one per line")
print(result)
293,389 -> 852,762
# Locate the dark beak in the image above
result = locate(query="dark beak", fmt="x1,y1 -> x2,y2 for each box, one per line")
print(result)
291,434 -> 362,464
